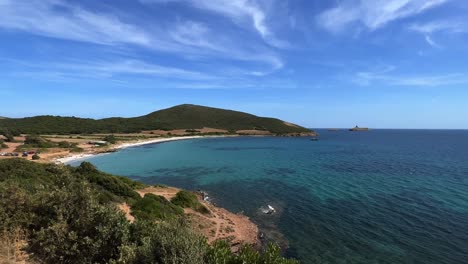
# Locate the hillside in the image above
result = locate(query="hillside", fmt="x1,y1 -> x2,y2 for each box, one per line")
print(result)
0,104 -> 312,135
0,159 -> 297,264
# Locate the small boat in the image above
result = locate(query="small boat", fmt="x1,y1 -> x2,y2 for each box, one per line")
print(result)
266,205 -> 276,214
310,137 -> 319,141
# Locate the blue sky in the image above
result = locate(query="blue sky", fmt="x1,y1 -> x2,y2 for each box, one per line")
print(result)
1,0 -> 467,128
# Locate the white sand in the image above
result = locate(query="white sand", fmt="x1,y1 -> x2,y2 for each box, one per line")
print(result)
55,135 -> 230,164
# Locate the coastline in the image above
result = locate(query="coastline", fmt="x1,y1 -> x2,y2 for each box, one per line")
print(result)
52,135 -> 261,250
54,135 -> 235,164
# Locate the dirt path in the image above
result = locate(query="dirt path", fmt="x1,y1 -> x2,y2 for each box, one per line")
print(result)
120,186 -> 259,251
118,203 -> 135,223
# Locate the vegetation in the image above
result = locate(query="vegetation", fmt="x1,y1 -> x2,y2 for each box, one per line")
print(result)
0,104 -> 312,135
0,128 -> 16,142
171,190 -> 210,214
0,139 -> 7,149
16,135 -> 83,153
31,154 -> 40,160
130,193 -> 183,220
23,135 -> 55,148
58,141 -> 84,152
103,135 -> 117,144
0,159 -> 298,264
57,141 -> 73,148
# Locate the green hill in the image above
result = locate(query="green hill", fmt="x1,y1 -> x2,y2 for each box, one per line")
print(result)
0,104 -> 313,135
0,159 -> 298,264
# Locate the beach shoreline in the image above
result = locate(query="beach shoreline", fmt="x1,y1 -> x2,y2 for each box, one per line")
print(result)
54,135 -> 236,164
53,134 -> 261,250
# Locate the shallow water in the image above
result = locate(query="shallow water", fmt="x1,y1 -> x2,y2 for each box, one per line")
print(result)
72,130 -> 468,264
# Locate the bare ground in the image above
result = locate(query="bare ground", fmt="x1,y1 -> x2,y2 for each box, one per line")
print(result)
121,186 -> 259,251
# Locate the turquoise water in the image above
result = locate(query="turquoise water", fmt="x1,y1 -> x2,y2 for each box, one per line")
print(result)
72,130 -> 468,263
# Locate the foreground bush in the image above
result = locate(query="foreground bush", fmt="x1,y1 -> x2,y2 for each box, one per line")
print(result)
206,241 -> 299,264
171,190 -> 210,214
0,159 -> 299,264
131,193 -> 183,220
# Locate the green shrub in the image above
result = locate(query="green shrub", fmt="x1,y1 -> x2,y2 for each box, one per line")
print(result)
23,135 -> 55,148
24,135 -> 42,145
58,141 -> 72,148
0,159 -> 299,264
0,139 -> 7,149
70,146 -> 84,153
205,241 -> 299,264
171,190 -> 210,215
103,135 -> 117,144
28,182 -> 131,264
0,161 -> 131,264
76,161 -> 98,174
31,154 -> 40,160
131,193 -> 183,221
75,162 -> 141,202
0,129 -> 16,142
171,190 -> 198,208
123,219 -> 208,264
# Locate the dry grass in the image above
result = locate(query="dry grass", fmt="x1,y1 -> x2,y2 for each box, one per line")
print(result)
0,229 -> 33,264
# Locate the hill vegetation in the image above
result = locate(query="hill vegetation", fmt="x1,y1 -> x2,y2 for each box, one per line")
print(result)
0,104 -> 312,135
0,159 -> 298,264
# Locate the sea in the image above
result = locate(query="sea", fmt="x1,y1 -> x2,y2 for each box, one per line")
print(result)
70,129 -> 468,264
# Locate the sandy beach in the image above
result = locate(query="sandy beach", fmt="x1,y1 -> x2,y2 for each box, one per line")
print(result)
54,135 -> 234,164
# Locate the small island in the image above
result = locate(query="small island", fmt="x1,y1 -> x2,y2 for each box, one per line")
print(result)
349,125 -> 369,131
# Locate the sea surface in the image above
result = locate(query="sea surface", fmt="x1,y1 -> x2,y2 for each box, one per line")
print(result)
71,130 -> 468,264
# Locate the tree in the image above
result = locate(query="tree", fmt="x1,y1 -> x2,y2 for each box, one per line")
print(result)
103,135 -> 117,144
28,181 -> 131,264
24,135 -> 42,145
76,162 -> 99,174
1,130 -> 14,142
0,139 -> 7,149
31,154 -> 40,160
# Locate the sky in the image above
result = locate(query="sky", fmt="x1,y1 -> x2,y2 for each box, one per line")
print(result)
1,0 -> 468,129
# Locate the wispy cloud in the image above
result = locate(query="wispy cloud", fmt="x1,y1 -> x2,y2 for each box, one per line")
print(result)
409,19 -> 468,34
353,65 -> 397,86
317,0 -> 448,33
409,19 -> 468,48
424,35 -> 441,48
389,74 -> 468,86
0,0 -> 283,73
141,0 -> 288,48
2,58 -> 215,82
353,66 -> 468,87
0,0 -> 152,46
2,57 -> 292,89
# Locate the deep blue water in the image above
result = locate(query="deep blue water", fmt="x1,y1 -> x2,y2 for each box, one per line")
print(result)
71,130 -> 468,264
